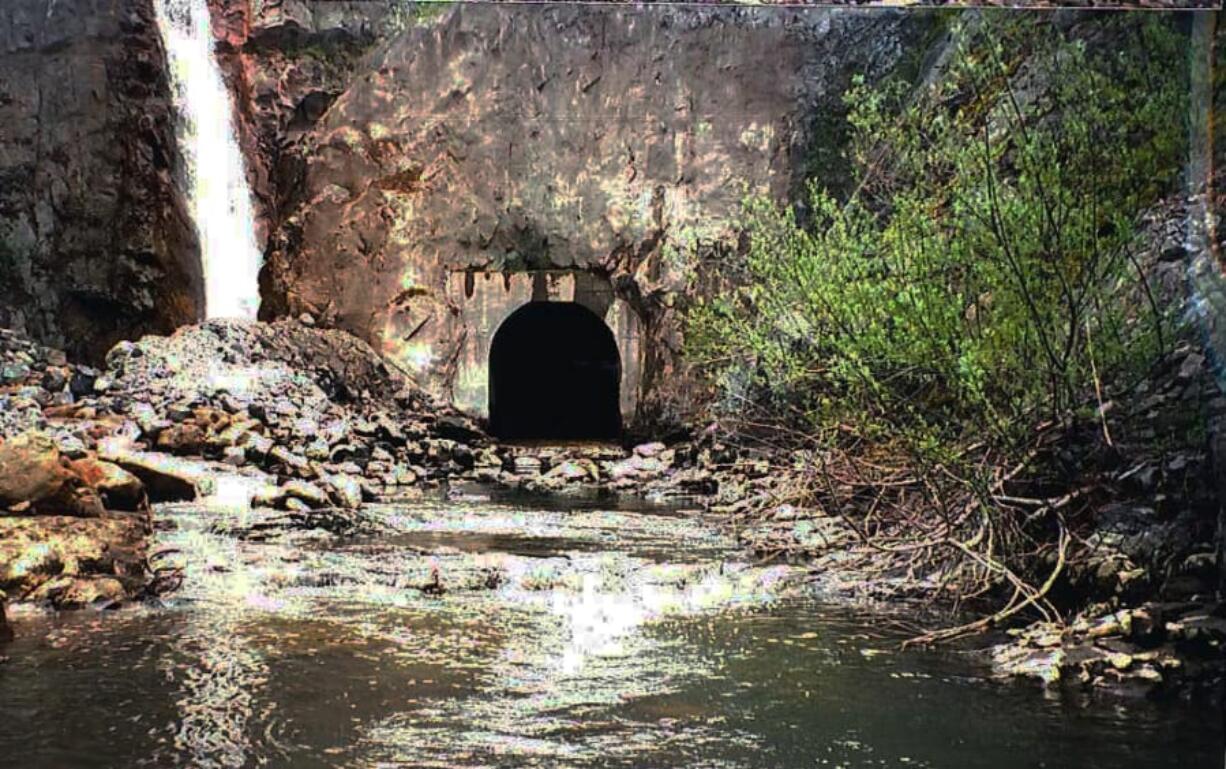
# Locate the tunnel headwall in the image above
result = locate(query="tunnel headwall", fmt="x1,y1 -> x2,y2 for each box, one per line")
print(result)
230,2 -> 941,430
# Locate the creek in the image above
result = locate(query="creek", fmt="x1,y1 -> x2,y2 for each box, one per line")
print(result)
0,487 -> 1221,768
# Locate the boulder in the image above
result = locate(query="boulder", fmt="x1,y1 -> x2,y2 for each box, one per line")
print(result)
156,422 -> 207,454
98,447 -> 207,502
0,432 -> 75,509
325,474 -> 363,510
69,458 -> 148,512
280,480 -> 330,509
0,432 -> 101,516
546,460 -> 596,482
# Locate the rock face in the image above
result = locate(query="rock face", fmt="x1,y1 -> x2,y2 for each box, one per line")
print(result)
204,0 -> 401,248
0,0 -> 203,365
216,2 -> 939,430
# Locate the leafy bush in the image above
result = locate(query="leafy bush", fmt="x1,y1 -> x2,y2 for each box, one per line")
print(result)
689,14 -> 1189,453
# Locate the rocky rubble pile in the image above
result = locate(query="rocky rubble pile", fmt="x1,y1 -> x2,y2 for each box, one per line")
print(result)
0,327 -> 103,440
0,319 -> 487,608
76,319 -> 483,507
464,439 -> 722,498
992,601 -> 1226,694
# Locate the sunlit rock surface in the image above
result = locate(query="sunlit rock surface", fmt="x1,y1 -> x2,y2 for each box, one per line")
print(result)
0,513 -> 150,607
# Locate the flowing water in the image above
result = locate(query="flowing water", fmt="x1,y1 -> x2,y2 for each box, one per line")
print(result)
0,487 -> 1221,768
154,0 -> 262,321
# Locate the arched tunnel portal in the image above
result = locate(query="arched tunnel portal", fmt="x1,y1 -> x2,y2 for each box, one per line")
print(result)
488,301 -> 622,441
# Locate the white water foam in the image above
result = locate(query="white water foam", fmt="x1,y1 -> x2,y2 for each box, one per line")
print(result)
155,0 -> 262,321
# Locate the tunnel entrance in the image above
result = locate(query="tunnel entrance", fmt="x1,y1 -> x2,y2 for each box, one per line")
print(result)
489,301 -> 622,441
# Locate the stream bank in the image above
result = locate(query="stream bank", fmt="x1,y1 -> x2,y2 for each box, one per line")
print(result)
0,316 -> 1223,704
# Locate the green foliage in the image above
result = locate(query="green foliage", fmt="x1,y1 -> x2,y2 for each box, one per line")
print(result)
387,0 -> 452,33
688,15 -> 1189,452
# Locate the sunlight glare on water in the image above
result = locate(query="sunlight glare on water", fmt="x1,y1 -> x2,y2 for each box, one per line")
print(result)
0,492 -> 1221,769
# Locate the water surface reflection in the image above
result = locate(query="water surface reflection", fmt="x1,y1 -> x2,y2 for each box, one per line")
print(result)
1,491 -> 1220,768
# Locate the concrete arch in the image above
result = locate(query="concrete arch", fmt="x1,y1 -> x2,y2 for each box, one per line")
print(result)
447,270 -> 643,428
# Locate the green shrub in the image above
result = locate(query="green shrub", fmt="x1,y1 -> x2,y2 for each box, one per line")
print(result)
689,14 -> 1189,453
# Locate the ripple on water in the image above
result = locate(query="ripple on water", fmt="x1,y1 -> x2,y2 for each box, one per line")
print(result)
0,493 -> 1220,769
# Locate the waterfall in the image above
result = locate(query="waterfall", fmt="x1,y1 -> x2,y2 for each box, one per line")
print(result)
154,0 -> 262,321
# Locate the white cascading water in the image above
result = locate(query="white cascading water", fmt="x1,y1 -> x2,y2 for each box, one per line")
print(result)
154,0 -> 262,321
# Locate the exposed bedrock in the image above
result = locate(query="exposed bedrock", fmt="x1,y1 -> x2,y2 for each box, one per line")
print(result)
219,2 -> 942,431
0,0 -> 203,364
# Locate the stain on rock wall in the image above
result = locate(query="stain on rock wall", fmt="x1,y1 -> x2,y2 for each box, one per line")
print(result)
0,0 -> 203,363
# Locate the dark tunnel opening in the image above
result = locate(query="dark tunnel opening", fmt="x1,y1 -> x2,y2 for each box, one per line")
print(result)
489,301 -> 622,441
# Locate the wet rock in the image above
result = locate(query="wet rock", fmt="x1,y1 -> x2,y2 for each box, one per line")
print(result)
99,448 -> 207,503
69,458 -> 147,513
38,577 -> 127,610
280,480 -> 330,509
324,474 -> 363,510
0,515 -> 149,603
